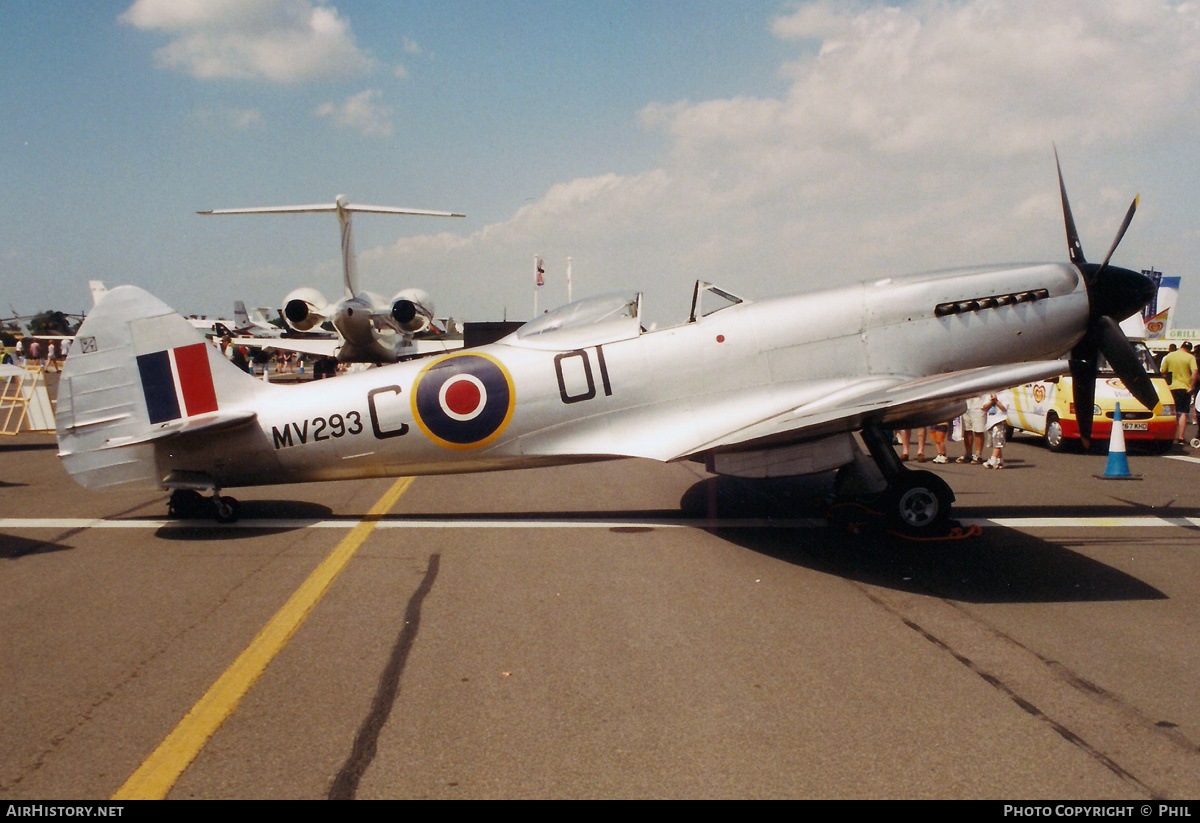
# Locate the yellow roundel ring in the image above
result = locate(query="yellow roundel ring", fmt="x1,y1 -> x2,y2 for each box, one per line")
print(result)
410,352 -> 516,449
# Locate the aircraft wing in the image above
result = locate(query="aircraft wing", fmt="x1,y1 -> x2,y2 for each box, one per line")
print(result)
684,359 -> 1070,456
229,336 -> 462,360
516,360 -> 1069,463
229,336 -> 339,358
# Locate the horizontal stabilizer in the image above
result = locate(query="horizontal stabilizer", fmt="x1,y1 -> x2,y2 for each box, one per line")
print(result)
199,194 -> 463,299
97,409 -> 257,450
199,199 -> 464,219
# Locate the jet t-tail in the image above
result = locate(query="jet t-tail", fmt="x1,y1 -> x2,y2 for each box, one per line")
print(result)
200,196 -> 463,363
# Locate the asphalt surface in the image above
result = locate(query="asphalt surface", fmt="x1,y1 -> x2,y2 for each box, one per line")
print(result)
2,428 -> 1200,799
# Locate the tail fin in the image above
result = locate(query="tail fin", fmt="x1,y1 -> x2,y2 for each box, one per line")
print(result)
56,286 -> 264,491
89,280 -> 108,307
199,196 -> 464,300
234,300 -> 251,329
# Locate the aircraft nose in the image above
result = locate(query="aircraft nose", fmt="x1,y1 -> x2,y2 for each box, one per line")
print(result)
1089,265 -> 1155,321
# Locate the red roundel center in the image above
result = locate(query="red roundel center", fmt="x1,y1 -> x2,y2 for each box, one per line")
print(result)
443,377 -> 482,415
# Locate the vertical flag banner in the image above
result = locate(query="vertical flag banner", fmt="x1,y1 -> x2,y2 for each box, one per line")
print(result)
1153,275 -> 1180,332
1144,308 -> 1169,339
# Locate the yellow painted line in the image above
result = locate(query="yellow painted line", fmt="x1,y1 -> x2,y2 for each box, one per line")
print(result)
112,477 -> 415,800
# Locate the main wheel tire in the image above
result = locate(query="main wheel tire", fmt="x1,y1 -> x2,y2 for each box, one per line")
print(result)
214,496 -> 240,523
885,470 -> 953,534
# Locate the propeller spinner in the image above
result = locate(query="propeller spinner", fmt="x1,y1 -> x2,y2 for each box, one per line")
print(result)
1056,149 -> 1159,448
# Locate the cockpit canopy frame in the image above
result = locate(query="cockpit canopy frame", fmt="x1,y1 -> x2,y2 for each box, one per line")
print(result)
509,292 -> 643,350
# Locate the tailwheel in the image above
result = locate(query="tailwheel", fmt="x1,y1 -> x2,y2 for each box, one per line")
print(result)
213,495 -> 241,523
884,470 -> 953,535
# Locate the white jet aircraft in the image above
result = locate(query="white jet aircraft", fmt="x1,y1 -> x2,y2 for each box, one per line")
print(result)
214,301 -> 286,339
200,195 -> 463,363
56,157 -> 1160,533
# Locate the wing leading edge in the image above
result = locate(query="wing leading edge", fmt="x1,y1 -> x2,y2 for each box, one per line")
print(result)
685,360 -> 1070,457
516,360 -> 1069,463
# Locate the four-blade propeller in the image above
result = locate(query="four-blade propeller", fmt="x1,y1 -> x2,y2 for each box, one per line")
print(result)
1056,148 -> 1159,448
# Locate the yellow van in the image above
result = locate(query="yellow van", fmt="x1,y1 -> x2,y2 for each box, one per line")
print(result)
1006,342 -> 1175,452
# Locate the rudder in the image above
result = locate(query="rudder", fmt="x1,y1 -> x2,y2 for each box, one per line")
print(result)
56,286 -> 263,491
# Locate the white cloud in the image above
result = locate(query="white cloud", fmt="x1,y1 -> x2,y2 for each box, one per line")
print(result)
120,0 -> 377,82
314,89 -> 394,137
667,0 -> 1200,162
393,37 -> 428,81
188,105 -> 265,132
357,1 -> 1200,323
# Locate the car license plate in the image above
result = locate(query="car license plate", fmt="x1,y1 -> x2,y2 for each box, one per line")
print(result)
1122,421 -> 1148,431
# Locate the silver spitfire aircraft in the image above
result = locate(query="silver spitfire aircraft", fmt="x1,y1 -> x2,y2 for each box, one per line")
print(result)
56,158 -> 1159,534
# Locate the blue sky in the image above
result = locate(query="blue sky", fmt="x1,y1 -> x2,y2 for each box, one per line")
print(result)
5,1 -> 1200,330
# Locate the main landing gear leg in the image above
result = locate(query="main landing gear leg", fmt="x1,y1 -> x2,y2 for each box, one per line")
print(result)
860,425 -> 954,535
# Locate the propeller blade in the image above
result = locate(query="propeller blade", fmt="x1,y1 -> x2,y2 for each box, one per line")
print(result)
1088,265 -> 1156,322
1055,146 -> 1088,271
1069,355 -> 1098,448
1094,195 -> 1139,280
1094,315 -> 1162,413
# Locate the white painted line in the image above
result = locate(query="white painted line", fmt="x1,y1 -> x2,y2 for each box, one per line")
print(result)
1164,455 -> 1200,465
3,516 -> 1200,531
962,516 -> 1200,529
0,517 -> 821,530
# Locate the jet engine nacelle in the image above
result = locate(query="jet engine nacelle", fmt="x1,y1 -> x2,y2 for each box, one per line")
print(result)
390,289 -> 435,334
281,287 -> 329,332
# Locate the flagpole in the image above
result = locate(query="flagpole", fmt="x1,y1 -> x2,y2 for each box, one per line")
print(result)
533,255 -> 542,316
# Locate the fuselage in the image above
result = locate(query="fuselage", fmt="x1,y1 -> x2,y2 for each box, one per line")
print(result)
150,262 -> 1089,490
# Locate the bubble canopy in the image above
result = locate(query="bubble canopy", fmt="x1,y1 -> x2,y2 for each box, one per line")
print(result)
509,293 -> 643,349
506,282 -> 747,350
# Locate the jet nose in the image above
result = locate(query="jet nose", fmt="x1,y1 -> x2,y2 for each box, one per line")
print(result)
1088,264 -> 1155,321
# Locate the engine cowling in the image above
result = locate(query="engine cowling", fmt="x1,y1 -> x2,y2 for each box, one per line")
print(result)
281,287 -> 329,332
390,289 -> 435,334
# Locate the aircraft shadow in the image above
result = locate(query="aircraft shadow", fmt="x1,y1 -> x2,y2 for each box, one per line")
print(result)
377,510 -> 683,522
0,532 -> 74,559
680,476 -> 1167,605
154,499 -> 335,541
0,441 -> 59,453
956,502 -> 1200,521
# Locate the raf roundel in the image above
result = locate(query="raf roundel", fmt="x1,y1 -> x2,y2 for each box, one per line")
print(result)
412,353 -> 515,448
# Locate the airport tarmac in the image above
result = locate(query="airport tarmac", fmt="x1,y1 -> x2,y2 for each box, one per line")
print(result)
2,430 -> 1200,799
